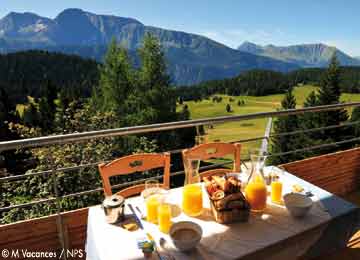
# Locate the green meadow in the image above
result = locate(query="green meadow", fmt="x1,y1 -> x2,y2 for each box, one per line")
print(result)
177,85 -> 360,156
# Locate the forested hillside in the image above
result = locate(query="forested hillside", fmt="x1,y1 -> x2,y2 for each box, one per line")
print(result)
0,50 -> 99,105
177,66 -> 360,101
2,50 -> 360,109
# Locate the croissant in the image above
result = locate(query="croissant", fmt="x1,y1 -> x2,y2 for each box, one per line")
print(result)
203,176 -> 219,196
212,175 -> 231,193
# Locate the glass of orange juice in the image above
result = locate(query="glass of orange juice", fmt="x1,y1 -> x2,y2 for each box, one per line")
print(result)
271,178 -> 283,204
146,194 -> 161,224
158,202 -> 172,233
182,183 -> 203,216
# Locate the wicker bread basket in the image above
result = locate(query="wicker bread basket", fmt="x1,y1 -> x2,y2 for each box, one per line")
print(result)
206,190 -> 250,224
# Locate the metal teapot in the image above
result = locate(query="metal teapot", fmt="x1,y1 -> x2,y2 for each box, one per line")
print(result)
102,194 -> 125,224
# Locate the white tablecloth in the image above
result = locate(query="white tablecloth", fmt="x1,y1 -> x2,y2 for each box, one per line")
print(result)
86,169 -> 331,260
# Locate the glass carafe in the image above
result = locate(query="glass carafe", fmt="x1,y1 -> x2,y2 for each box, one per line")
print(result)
182,158 -> 203,216
245,149 -> 268,212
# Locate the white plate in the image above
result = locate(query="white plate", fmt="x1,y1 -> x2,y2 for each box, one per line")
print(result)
141,187 -> 167,200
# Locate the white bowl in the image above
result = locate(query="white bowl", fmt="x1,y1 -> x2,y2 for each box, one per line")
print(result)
169,221 -> 202,251
283,193 -> 313,218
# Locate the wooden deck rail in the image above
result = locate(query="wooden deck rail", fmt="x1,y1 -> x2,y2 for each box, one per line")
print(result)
280,147 -> 360,196
0,208 -> 88,259
1,147 -> 360,259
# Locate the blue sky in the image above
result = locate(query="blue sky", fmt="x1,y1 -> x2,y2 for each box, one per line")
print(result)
1,0 -> 360,56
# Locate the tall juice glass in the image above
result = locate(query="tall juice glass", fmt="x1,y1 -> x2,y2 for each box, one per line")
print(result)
146,194 -> 161,224
182,184 -> 203,216
271,178 -> 283,204
158,202 -> 172,233
182,158 -> 203,217
245,149 -> 268,212
144,179 -> 160,198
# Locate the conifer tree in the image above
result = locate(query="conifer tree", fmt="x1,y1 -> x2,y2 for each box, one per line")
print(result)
38,80 -> 57,132
94,34 -> 195,152
301,91 -> 321,140
312,55 -> 350,152
98,38 -> 134,120
270,88 -> 308,164
226,104 -> 232,112
317,55 -> 348,130
136,33 -> 176,123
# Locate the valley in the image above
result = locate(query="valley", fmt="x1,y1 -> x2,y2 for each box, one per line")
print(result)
178,85 -> 360,156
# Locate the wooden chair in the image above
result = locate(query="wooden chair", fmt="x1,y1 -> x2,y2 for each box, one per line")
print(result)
98,153 -> 171,198
182,142 -> 241,180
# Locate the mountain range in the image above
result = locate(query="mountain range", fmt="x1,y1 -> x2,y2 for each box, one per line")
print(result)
238,41 -> 360,67
0,8 -> 358,85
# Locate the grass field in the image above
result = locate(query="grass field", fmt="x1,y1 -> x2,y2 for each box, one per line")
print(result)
177,85 -> 360,156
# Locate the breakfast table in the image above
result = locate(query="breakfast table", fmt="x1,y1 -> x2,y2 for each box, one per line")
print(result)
85,166 -> 360,260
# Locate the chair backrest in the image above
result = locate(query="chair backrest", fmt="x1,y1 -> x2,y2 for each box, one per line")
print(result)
98,153 -> 171,198
182,142 -> 241,179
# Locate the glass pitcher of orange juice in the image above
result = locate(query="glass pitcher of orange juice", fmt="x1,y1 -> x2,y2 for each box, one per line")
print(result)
245,149 -> 268,212
182,158 -> 203,217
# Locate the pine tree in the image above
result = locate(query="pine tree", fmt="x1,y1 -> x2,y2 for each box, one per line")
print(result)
270,88 -> 308,164
300,91 -> 321,140
93,34 -> 195,152
317,55 -> 348,128
138,33 -> 171,91
136,33 -> 176,124
98,38 -> 134,119
318,55 -> 341,106
311,55 -> 350,152
226,104 -> 232,112
38,80 -> 57,132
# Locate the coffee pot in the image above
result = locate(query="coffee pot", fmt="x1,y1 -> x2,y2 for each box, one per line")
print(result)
102,194 -> 125,224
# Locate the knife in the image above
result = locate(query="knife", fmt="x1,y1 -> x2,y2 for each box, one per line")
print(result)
128,203 -> 144,229
136,206 -> 146,219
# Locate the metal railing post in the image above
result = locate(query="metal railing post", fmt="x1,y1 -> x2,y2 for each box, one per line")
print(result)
50,154 -> 68,260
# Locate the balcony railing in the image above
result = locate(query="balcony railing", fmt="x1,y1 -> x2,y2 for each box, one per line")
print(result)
1,102 -> 360,211
1,102 -> 360,259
